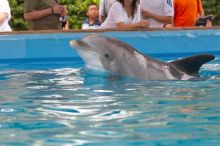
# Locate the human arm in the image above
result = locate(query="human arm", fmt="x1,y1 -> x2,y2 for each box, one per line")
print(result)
24,8 -> 52,21
200,9 -> 204,17
99,16 -> 106,23
99,0 -> 106,22
0,13 -> 7,24
0,0 -> 11,24
198,0 -> 204,17
24,5 -> 67,21
117,20 -> 149,29
141,9 -> 173,24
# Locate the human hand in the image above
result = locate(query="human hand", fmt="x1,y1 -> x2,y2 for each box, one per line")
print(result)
52,5 -> 67,16
206,20 -> 212,27
137,20 -> 150,28
164,24 -> 173,28
60,6 -> 68,16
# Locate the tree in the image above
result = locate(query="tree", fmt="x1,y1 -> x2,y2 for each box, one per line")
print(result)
202,0 -> 220,25
9,0 -> 28,30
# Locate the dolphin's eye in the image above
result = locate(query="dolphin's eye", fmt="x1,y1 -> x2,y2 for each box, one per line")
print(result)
104,53 -> 113,61
104,53 -> 109,58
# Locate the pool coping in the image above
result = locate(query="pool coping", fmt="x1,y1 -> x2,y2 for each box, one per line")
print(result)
1,26 -> 220,35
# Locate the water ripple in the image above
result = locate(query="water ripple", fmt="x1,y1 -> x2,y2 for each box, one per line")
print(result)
0,59 -> 220,145
1,108 -> 15,113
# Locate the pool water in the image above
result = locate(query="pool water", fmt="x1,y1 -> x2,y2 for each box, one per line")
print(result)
0,56 -> 220,146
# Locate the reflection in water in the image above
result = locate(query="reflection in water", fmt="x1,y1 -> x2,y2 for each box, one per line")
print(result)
0,61 -> 220,145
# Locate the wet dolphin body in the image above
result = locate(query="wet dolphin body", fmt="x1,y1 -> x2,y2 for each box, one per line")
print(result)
70,34 -> 215,80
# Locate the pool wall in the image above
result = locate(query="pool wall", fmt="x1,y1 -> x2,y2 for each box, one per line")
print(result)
0,29 -> 220,61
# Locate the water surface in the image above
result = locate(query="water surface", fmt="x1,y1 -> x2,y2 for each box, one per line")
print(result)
0,57 -> 220,146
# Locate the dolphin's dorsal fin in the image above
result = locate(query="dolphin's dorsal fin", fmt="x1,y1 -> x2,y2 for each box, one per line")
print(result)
169,54 -> 215,77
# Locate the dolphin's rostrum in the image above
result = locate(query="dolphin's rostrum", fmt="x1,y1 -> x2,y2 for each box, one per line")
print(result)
70,34 -> 215,80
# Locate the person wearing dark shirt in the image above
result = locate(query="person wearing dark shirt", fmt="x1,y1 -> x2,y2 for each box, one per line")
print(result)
24,0 -> 68,30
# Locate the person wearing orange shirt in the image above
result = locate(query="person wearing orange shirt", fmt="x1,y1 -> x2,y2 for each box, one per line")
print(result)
173,0 -> 204,27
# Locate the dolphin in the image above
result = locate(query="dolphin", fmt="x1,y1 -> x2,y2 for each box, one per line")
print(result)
70,34 -> 215,80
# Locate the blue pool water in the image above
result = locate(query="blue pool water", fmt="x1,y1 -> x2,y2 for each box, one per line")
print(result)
0,55 -> 220,146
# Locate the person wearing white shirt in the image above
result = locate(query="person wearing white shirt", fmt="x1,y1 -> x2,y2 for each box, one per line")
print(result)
99,0 -> 149,29
99,0 -> 116,23
140,0 -> 174,28
0,0 -> 12,32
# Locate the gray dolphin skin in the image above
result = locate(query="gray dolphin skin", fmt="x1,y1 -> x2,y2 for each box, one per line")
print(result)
70,34 -> 215,80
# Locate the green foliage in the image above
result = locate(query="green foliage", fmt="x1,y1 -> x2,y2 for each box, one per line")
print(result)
202,0 -> 220,25
9,0 -> 28,30
59,0 -> 99,29
8,0 -> 220,31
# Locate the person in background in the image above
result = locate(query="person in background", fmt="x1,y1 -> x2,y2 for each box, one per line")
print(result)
99,0 -> 149,29
99,0 -> 116,23
24,0 -> 68,30
0,0 -> 12,32
82,3 -> 101,29
173,0 -> 204,27
140,0 -> 174,28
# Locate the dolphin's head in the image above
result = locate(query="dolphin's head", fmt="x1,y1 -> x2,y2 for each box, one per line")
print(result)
70,34 -> 136,72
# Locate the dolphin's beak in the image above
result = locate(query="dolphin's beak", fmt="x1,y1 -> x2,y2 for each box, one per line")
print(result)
69,40 -> 79,47
70,40 -> 90,48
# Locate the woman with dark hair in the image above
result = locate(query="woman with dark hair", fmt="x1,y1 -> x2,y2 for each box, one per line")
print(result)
99,0 -> 116,23
99,0 -> 149,29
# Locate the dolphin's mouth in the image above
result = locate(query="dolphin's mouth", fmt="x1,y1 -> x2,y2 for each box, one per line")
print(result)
70,39 -> 104,69
69,40 -> 79,47
69,40 -> 90,48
